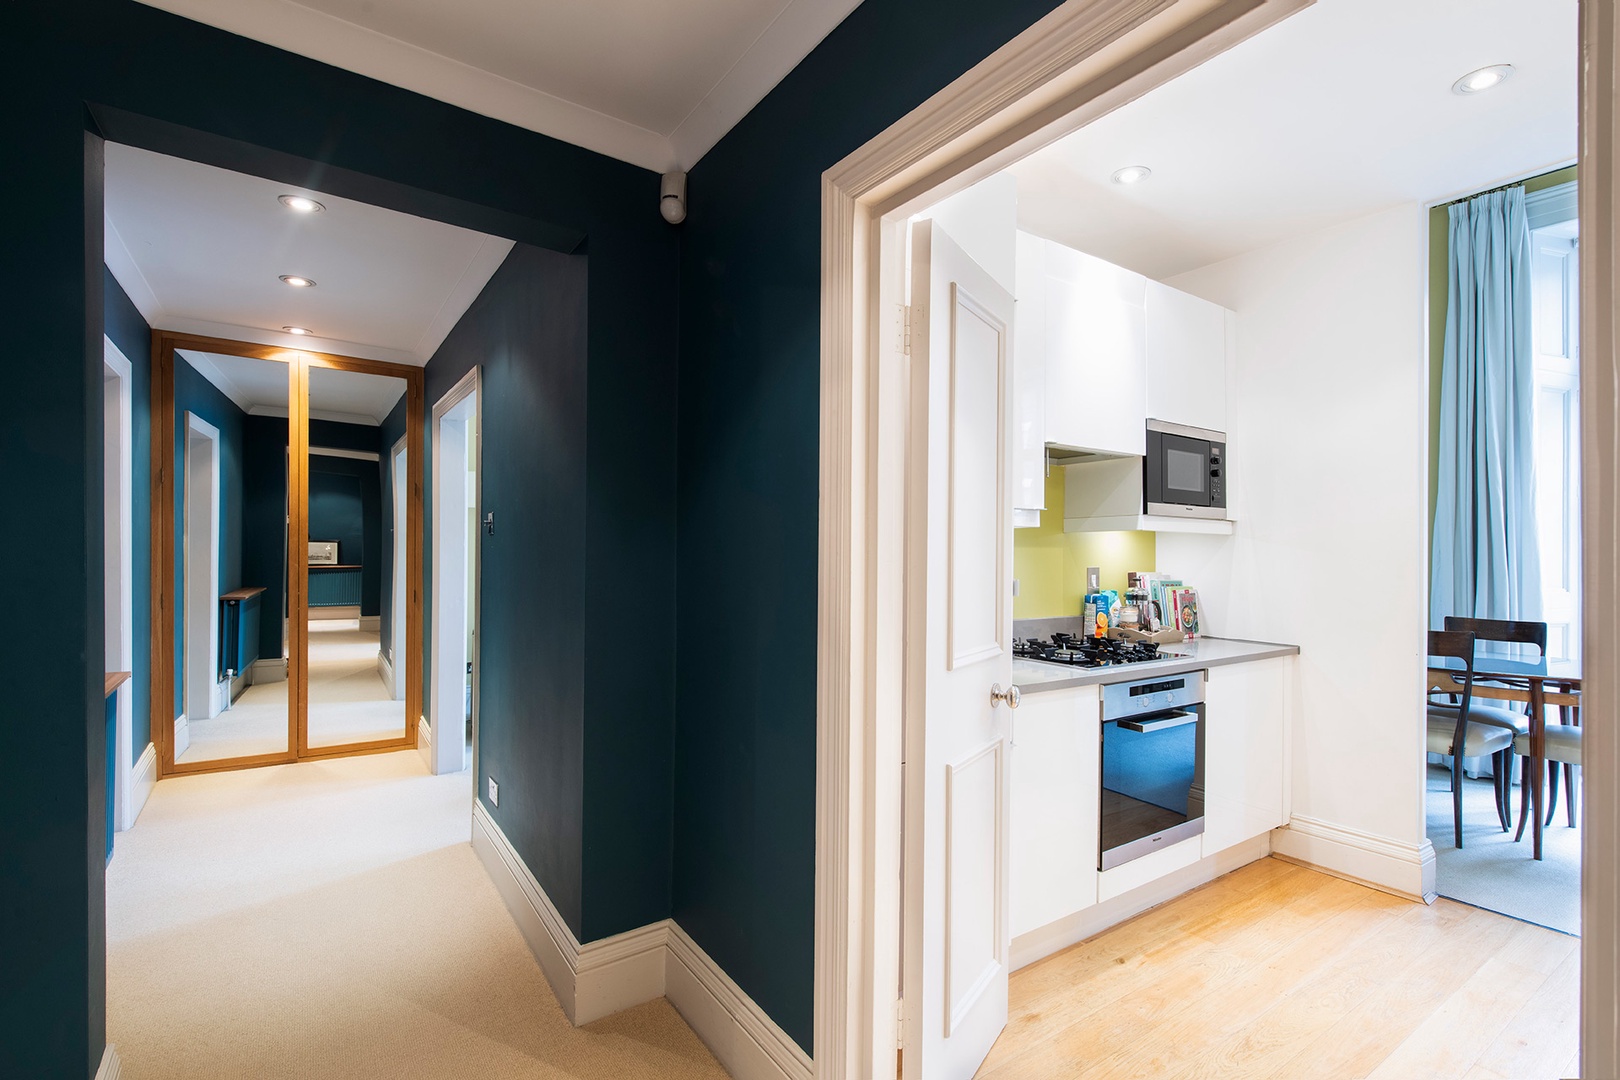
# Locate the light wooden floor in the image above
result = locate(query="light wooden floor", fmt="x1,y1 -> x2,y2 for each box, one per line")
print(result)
977,857 -> 1579,1080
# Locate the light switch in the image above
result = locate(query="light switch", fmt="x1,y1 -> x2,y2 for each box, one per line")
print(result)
1086,566 -> 1101,591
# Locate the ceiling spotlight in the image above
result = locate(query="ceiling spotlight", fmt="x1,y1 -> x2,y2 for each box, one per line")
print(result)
1452,64 -> 1514,94
1111,165 -> 1153,185
279,275 -> 317,288
283,326 -> 312,335
278,194 -> 326,213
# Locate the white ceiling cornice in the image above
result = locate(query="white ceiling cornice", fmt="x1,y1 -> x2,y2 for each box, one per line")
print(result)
135,0 -> 859,173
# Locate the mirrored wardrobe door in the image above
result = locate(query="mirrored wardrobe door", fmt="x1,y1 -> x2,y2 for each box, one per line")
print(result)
302,363 -> 411,751
171,349 -> 293,765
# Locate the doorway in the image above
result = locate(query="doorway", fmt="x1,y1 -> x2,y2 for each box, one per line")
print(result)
389,435 -> 408,702
181,411 -> 222,754
104,337 -> 138,836
429,368 -> 479,776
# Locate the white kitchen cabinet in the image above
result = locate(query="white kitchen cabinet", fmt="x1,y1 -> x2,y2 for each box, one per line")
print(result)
1010,683 -> 1100,938
1145,280 -> 1230,435
1201,657 -> 1292,857
1041,240 -> 1147,457
1013,231 -> 1048,523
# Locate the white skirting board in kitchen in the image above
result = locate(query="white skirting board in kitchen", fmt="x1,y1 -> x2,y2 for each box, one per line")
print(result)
1011,833 -> 1271,971
1270,814 -> 1437,903
470,802 -> 811,1080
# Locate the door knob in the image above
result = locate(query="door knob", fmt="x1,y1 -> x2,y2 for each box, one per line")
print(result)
990,683 -> 1021,709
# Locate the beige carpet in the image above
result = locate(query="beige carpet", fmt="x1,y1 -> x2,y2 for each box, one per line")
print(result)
1428,763 -> 1581,936
107,752 -> 727,1079
180,621 -> 407,763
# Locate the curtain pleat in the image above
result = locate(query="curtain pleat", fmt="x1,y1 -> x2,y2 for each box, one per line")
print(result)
1430,187 -> 1542,628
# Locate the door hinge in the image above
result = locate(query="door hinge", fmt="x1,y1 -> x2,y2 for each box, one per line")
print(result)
895,997 -> 904,1048
899,304 -> 914,356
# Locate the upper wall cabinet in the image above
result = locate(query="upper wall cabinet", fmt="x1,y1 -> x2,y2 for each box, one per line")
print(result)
1144,281 -> 1230,435
1039,239 -> 1147,457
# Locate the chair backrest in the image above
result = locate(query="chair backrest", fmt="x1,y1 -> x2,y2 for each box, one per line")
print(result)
1443,616 -> 1547,671
1428,629 -> 1477,753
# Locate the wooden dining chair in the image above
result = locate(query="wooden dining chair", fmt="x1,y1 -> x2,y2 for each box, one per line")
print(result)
1442,616 -> 1548,731
1428,630 -> 1515,847
1515,702 -> 1582,838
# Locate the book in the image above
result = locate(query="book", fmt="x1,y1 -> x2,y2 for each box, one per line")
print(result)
1173,588 -> 1200,639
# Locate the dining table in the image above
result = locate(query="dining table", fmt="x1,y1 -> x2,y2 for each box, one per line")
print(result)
1428,656 -> 1581,861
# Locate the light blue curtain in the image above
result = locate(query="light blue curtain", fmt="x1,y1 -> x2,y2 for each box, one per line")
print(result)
1431,186 -> 1543,631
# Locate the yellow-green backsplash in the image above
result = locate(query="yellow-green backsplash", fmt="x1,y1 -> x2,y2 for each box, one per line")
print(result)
1013,468 -> 1155,619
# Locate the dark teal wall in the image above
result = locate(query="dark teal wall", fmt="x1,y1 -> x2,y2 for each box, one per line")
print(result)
102,269 -> 151,754
308,452 -> 383,614
173,355 -> 246,701
242,415 -> 288,661
3,1 -> 674,1074
673,0 -> 1067,1051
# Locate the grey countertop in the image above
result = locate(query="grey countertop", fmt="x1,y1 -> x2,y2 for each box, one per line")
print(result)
1014,636 -> 1300,695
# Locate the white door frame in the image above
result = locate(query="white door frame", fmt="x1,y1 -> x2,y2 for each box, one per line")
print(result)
390,434 -> 408,701
430,367 -> 480,777
103,337 -> 135,830
1580,3 -> 1620,1070
183,412 -> 223,732
811,0 -> 1620,1076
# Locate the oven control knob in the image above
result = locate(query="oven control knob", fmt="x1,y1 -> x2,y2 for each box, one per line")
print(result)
991,683 -> 1021,710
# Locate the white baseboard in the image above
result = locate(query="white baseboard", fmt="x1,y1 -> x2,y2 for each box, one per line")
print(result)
666,923 -> 813,1080
359,615 -> 380,632
128,742 -> 156,827
417,716 -> 432,770
471,802 -> 807,1077
1270,815 -> 1437,903
95,1043 -> 122,1080
378,650 -> 394,694
1010,833 -> 1271,971
251,657 -> 287,683
173,714 -> 189,758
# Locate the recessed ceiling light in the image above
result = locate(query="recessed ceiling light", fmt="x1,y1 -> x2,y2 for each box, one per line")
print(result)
278,194 -> 325,214
279,275 -> 317,288
1111,165 -> 1152,185
283,326 -> 312,335
1453,64 -> 1514,94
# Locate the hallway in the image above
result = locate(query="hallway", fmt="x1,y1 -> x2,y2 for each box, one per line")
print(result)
106,752 -> 726,1079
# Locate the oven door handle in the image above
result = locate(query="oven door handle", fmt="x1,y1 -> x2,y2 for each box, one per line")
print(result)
1117,709 -> 1199,733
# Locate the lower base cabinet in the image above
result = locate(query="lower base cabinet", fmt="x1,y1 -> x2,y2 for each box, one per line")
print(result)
1009,656 -> 1294,944
1009,684 -> 1100,939
1201,656 -> 1292,857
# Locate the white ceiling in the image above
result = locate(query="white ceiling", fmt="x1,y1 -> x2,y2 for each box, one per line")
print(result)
134,0 -> 862,171
1006,0 -> 1578,281
182,350 -> 407,426
106,143 -> 514,365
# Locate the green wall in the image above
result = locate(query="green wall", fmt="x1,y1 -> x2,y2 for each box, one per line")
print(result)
1426,164 -> 1578,544
1013,469 -> 1156,619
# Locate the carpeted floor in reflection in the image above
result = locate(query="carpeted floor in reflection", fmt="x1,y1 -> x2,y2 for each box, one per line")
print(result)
1427,763 -> 1580,936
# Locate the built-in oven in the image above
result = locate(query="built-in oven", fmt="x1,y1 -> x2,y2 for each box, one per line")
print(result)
1144,419 -> 1226,520
1099,669 -> 1205,870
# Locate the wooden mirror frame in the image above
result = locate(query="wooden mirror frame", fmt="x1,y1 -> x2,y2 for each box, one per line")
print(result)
151,331 -> 424,777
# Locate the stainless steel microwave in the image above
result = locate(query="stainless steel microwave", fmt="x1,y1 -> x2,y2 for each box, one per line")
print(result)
1144,419 -> 1226,519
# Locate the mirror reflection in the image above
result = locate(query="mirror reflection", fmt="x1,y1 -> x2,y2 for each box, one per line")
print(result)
305,365 -> 409,749
174,350 -> 291,763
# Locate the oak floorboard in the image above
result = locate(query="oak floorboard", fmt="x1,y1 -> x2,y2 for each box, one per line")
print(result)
975,858 -> 1578,1080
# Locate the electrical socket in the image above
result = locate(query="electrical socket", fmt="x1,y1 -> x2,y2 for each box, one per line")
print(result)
487,777 -> 499,807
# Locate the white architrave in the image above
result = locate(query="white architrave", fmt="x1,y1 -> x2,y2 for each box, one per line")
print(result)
1580,3 -> 1620,1075
814,1 -> 1326,1075
430,367 -> 481,777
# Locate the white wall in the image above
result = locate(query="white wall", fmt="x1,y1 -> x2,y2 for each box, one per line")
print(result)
919,172 -> 1017,295
1157,203 -> 1430,873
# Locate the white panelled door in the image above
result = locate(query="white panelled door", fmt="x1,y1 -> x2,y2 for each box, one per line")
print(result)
903,219 -> 1016,1080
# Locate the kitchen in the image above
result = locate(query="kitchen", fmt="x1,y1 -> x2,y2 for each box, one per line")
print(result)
884,0 -> 1577,1073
